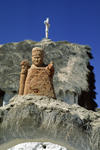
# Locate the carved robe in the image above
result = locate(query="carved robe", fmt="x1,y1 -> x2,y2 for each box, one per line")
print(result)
24,66 -> 56,99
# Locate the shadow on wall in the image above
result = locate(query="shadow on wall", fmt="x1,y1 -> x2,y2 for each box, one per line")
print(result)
0,90 -> 17,106
0,89 -> 5,106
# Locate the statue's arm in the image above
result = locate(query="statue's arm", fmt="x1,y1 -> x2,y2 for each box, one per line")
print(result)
19,60 -> 29,95
45,61 -> 54,78
19,73 -> 26,95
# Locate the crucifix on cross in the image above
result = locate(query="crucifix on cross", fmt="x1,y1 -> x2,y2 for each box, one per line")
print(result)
44,18 -> 50,39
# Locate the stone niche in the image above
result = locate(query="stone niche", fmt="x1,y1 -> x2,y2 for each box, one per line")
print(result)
0,40 -> 97,110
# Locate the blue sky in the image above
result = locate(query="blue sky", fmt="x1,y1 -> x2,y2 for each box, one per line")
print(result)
0,0 -> 100,108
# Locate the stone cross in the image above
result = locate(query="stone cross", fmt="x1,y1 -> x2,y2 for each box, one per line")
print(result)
44,18 -> 50,39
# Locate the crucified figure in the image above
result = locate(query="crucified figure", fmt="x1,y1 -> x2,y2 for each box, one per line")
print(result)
44,18 -> 50,39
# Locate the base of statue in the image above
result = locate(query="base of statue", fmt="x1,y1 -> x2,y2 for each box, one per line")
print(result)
40,38 -> 52,43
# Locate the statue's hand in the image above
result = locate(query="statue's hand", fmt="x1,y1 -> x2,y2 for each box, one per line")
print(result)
20,60 -> 29,74
45,61 -> 54,77
48,61 -> 54,70
21,66 -> 27,74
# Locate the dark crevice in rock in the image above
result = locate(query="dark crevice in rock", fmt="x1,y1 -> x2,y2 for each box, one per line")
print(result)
0,89 -> 5,106
12,91 -> 17,94
0,118 -> 2,123
42,144 -> 46,149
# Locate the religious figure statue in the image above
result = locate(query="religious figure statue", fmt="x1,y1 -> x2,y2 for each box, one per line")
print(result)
44,18 -> 50,38
19,47 -> 56,99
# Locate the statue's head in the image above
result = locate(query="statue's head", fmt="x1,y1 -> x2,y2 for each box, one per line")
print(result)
32,47 -> 44,67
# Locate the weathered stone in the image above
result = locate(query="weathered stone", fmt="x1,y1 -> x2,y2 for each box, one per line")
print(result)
96,108 -> 100,113
0,95 -> 100,150
19,47 -> 56,99
0,40 -> 97,110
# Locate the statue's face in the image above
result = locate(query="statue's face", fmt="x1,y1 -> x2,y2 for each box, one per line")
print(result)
32,51 -> 43,67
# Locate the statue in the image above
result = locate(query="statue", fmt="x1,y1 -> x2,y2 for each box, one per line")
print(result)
19,47 -> 56,99
44,18 -> 50,39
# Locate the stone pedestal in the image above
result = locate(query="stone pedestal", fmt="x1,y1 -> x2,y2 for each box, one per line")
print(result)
41,38 -> 52,43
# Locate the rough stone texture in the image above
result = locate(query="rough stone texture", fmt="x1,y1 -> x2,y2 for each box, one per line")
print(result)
8,142 -> 68,150
0,95 -> 100,150
0,40 -> 97,110
96,108 -> 100,113
19,47 -> 56,99
24,66 -> 56,98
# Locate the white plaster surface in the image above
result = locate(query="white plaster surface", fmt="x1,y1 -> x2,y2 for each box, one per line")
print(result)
8,142 -> 68,150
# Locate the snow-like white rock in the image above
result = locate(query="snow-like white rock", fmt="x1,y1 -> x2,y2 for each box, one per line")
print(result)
8,142 -> 68,150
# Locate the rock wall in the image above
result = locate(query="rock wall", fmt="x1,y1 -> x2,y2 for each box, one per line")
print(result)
0,40 -> 97,110
0,95 -> 100,150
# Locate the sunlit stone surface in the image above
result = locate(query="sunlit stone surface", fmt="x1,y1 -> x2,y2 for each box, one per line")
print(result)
8,142 -> 68,150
